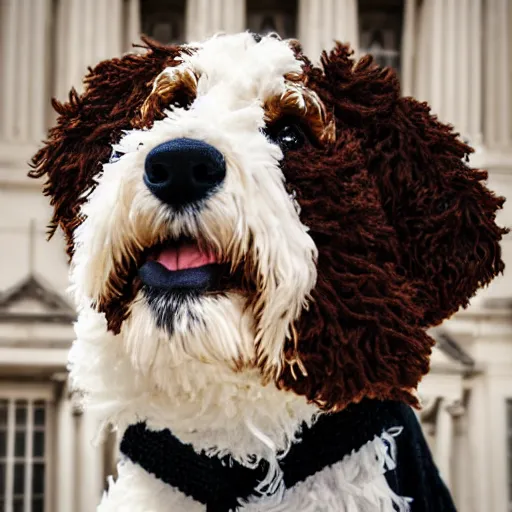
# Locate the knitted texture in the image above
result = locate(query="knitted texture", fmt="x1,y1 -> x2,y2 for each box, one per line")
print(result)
120,399 -> 457,511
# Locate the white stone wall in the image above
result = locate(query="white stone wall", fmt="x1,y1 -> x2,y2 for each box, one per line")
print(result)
0,188 -> 68,293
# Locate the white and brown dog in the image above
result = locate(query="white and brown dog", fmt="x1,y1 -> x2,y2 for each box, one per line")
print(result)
31,32 -> 504,511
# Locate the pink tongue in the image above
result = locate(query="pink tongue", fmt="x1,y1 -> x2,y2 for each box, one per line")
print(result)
156,243 -> 216,271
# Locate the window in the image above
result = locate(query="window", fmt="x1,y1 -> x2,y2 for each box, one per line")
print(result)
140,0 -> 186,44
246,0 -> 298,39
358,0 -> 404,75
0,399 -> 49,512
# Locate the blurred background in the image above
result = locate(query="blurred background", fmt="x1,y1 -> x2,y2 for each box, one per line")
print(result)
0,0 -> 511,511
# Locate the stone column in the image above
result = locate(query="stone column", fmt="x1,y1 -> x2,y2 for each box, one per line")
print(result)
400,0 -> 416,97
452,408 -> 471,511
453,0 -> 482,147
0,0 -> 50,143
468,0 -> 483,147
125,0 -> 142,51
435,398 -> 466,489
78,410 -> 105,512
467,377 -> 491,512
435,399 -> 454,487
298,0 -> 359,60
185,0 -> 245,42
484,0 -> 511,149
55,386 -> 76,512
413,0 -> 481,145
413,0 -> 431,104
55,0 -> 124,100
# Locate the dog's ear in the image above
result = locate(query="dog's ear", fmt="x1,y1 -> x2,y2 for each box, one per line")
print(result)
277,44 -> 506,410
29,38 -> 181,258
277,133 -> 434,411
307,43 -> 506,326
366,96 -> 506,326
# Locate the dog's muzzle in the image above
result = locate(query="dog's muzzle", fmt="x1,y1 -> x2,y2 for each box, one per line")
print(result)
138,138 -> 237,297
144,138 -> 226,208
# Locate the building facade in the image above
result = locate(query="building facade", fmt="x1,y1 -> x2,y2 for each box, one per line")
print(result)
0,1 -> 512,511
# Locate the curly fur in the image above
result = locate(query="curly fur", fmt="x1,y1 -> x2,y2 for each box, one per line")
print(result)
277,44 -> 506,409
29,38 -> 185,257
30,35 -> 504,413
30,32 -> 504,511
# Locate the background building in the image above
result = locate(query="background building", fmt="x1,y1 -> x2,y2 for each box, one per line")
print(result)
0,1 -> 511,511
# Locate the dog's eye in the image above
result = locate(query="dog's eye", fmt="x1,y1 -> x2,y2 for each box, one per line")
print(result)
171,89 -> 195,111
109,150 -> 124,163
273,124 -> 305,151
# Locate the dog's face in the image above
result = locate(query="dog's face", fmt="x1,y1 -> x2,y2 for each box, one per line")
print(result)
31,33 -> 505,411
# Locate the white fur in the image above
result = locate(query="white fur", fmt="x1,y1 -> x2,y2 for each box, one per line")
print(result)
98,429 -> 411,512
71,32 -> 317,377
243,429 -> 412,512
70,306 -> 317,464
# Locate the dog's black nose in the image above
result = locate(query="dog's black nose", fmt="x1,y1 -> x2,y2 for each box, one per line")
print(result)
144,138 -> 226,207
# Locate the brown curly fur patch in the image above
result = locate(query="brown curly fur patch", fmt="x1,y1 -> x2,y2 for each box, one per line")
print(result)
29,38 -> 192,332
276,43 -> 506,409
29,37 -> 189,257
137,65 -> 198,129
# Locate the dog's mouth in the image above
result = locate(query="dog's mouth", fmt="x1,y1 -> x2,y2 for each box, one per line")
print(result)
138,237 -> 237,294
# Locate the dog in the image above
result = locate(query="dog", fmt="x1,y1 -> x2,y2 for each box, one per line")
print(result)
31,32 -> 505,511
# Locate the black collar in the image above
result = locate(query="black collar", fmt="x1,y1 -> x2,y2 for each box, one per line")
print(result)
120,400 -> 403,511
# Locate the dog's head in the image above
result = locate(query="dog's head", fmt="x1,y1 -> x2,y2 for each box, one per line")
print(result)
31,33 -> 505,412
